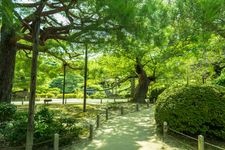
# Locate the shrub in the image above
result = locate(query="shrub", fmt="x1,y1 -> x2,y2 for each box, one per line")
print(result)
57,115 -> 82,136
214,74 -> 225,86
36,93 -> 47,98
46,93 -> 55,98
155,84 -> 225,140
56,93 -> 77,98
74,91 -> 84,98
0,103 -> 16,122
3,111 -> 28,146
65,94 -> 76,99
47,88 -> 61,96
37,93 -> 55,98
89,91 -> 106,99
149,86 -> 166,103
34,107 -> 58,143
35,107 -> 54,124
1,107 -> 83,146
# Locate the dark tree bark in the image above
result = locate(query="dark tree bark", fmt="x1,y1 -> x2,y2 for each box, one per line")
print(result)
25,18 -> 41,150
26,1 -> 45,149
133,59 -> 155,103
0,0 -> 17,103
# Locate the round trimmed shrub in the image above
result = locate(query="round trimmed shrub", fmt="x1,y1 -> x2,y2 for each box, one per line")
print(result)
155,84 -> 225,140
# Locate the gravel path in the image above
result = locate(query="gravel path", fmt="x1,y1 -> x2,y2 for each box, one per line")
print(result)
64,106 -> 193,150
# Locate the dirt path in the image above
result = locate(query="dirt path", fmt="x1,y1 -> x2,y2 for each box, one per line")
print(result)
64,106 -> 194,150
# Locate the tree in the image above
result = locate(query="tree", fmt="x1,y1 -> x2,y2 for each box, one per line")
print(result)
0,0 -> 17,102
0,0 -> 143,103
88,53 -> 135,97
26,1 -> 45,149
169,0 -> 225,85
105,0 -> 172,103
0,1 -> 146,148
49,73 -> 81,93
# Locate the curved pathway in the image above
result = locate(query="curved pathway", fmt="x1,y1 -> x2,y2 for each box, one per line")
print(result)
66,106 -> 193,150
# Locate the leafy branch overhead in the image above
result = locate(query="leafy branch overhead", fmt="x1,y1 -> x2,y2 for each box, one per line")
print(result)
14,0 -> 144,50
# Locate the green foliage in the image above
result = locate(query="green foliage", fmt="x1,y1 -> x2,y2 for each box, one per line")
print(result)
34,107 -> 58,143
35,107 -> 53,124
49,73 -> 82,93
45,93 -> 55,98
57,115 -> 82,138
56,93 -> 77,98
2,111 -> 28,146
214,74 -> 225,87
47,88 -> 61,96
73,91 -> 84,98
1,106 -> 83,146
89,91 -> 106,99
0,103 -> 16,122
155,85 -> 225,140
149,86 -> 166,103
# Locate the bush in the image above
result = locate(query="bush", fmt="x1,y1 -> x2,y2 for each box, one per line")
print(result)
47,88 -> 61,96
1,107 -> 83,147
56,93 -> 77,98
3,111 -> 28,146
214,74 -> 225,86
74,91 -> 84,98
0,103 -> 16,122
37,93 -> 55,98
65,94 -> 76,99
35,107 -> 54,124
57,115 -> 82,137
36,93 -> 47,98
149,86 -> 166,103
34,107 -> 58,143
46,93 -> 55,98
89,91 -> 106,99
155,84 -> 225,140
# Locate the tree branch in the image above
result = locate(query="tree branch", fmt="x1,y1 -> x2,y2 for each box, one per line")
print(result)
15,2 -> 40,7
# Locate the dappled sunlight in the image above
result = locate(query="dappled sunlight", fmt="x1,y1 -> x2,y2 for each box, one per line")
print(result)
83,140 -> 106,150
66,106 -> 193,150
136,141 -> 165,150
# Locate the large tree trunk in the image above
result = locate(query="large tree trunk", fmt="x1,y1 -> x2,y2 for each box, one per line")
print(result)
133,60 -> 155,103
0,0 -> 17,103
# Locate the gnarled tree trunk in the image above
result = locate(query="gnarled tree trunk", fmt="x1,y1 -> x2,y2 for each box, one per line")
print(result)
133,59 -> 155,103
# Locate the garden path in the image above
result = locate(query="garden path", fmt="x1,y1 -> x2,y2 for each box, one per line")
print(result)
65,106 -> 194,150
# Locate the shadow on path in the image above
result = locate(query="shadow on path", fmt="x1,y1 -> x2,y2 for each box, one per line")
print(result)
65,106 -> 193,150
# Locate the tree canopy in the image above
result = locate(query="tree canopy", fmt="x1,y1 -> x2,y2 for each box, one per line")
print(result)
1,0 -> 225,149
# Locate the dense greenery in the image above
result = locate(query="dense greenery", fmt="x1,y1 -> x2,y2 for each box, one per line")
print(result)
1,0 -> 225,148
0,103 -> 16,122
155,85 -> 225,140
149,86 -> 166,103
1,0 -> 224,101
0,105 -> 84,146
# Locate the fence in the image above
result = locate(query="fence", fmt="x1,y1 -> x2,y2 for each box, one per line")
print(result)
0,102 -> 150,150
62,103 -> 150,149
163,121 -> 225,150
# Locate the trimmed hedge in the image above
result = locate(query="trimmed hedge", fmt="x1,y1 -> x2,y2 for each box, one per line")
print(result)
155,84 -> 225,140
